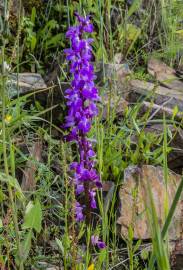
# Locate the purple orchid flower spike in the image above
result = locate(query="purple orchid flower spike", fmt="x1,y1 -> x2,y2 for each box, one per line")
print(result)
64,13 -> 103,226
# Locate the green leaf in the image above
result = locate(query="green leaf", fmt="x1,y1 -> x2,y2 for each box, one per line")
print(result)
45,33 -> 63,49
134,239 -> 141,253
127,0 -> 142,18
31,7 -> 36,24
56,238 -> 64,256
31,35 -> 37,52
78,223 -> 86,240
132,117 -> 140,134
172,105 -> 178,119
128,226 -> 134,241
0,172 -> 24,201
21,231 -> 33,262
22,199 -> 42,233
141,248 -> 149,260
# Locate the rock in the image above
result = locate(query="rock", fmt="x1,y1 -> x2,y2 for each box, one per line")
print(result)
102,93 -> 128,119
21,140 -> 42,191
102,181 -> 115,212
148,58 -> 183,91
113,53 -> 124,64
32,262 -> 61,270
33,266 -> 60,270
127,59 -> 183,119
9,0 -> 20,17
4,73 -> 67,124
140,101 -> 183,120
172,252 -> 183,270
4,74 -> 66,125
7,73 -> 47,98
129,124 -> 183,173
171,239 -> 183,270
96,62 -> 131,92
129,79 -> 183,111
0,0 -> 20,23
168,128 -> 183,172
117,165 -> 183,241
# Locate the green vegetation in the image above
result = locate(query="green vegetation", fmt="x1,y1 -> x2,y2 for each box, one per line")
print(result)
0,0 -> 183,269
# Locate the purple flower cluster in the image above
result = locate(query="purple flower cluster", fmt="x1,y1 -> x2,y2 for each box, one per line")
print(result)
64,13 -> 102,223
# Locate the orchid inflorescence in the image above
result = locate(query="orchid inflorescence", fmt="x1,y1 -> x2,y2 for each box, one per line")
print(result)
64,12 -> 105,249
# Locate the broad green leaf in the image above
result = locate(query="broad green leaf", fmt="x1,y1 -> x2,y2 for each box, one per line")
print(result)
22,199 -> 42,233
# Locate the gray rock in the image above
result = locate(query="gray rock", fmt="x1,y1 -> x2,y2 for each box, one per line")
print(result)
129,79 -> 183,111
148,58 -> 183,91
7,73 -> 47,98
96,62 -> 131,94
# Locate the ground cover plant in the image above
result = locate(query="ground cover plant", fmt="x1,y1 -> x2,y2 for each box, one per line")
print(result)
0,0 -> 183,269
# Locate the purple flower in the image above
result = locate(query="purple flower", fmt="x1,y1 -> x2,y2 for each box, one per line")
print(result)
74,13 -> 94,33
66,26 -> 80,39
75,202 -> 84,222
97,241 -> 106,249
78,116 -> 91,133
87,149 -> 95,157
76,183 -> 84,194
89,190 -> 97,209
91,235 -> 106,249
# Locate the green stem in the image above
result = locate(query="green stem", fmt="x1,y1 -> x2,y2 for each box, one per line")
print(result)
1,42 -> 24,270
61,142 -> 69,268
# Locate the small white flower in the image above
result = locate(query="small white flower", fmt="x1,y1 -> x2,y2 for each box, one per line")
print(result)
4,61 -> 11,72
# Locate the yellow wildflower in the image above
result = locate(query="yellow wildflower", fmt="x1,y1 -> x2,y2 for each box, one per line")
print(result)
87,264 -> 94,270
5,114 -> 12,124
